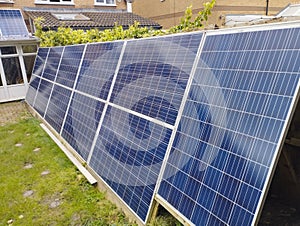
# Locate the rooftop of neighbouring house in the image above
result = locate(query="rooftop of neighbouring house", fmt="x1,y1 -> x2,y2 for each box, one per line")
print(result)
23,7 -> 162,31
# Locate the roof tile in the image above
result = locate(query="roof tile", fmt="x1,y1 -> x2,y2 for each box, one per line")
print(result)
24,8 -> 161,30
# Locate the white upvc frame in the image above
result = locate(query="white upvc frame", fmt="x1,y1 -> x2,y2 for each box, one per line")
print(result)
34,0 -> 74,5
94,0 -> 116,7
0,0 -> 14,3
0,43 -> 38,102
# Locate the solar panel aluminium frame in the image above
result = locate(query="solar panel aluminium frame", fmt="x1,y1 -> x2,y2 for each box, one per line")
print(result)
154,21 -> 300,226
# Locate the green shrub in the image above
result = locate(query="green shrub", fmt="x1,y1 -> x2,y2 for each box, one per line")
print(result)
35,1 -> 215,47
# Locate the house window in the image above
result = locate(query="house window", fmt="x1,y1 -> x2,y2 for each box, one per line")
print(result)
95,0 -> 116,6
2,57 -> 23,85
0,46 -> 23,85
0,46 -> 17,55
22,45 -> 38,82
35,0 -> 73,5
0,0 -> 14,3
52,13 -> 90,21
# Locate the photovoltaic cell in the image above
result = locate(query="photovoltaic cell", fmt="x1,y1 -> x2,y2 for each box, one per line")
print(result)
56,45 -> 85,88
0,9 -> 29,39
62,92 -> 105,160
158,27 -> 300,225
76,41 -> 124,99
44,85 -> 72,133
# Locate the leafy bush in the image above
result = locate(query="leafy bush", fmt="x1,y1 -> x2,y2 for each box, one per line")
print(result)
35,0 -> 215,47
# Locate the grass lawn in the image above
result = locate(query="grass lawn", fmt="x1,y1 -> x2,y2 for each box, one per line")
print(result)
0,102 -> 180,226
0,106 -> 136,225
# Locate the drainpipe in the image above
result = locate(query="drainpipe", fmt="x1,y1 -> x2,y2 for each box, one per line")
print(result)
126,0 -> 133,13
266,0 -> 269,15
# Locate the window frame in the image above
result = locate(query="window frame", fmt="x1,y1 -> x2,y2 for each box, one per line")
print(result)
0,0 -> 14,4
94,0 -> 116,7
0,44 -> 37,87
51,13 -> 90,21
34,0 -> 74,5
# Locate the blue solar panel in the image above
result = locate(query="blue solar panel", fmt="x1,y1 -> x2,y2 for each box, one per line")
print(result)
56,45 -> 85,88
25,75 -> 41,107
111,34 -> 202,125
44,85 -> 72,133
158,27 -> 300,225
62,92 -> 105,160
76,41 -> 124,99
0,9 -> 29,39
33,78 -> 53,117
32,48 -> 49,78
89,106 -> 173,221
42,47 -> 64,81
26,24 -> 300,226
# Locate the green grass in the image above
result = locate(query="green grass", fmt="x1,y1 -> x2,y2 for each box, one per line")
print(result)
0,117 -> 136,226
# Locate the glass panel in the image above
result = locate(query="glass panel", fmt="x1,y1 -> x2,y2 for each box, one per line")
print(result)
52,13 -> 89,21
22,45 -> 38,53
23,55 -> 36,82
0,46 -> 17,55
106,0 -> 115,3
2,57 -> 23,85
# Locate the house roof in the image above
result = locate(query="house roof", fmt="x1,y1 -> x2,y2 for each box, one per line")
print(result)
23,7 -> 162,31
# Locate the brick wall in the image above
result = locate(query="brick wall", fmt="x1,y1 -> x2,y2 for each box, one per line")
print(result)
0,0 -> 126,9
132,0 -> 296,28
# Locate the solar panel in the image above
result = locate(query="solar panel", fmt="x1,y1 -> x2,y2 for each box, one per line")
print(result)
89,106 -> 173,220
109,34 -> 200,125
76,41 -> 124,99
34,78 -> 54,117
61,92 -> 105,160
25,75 -> 41,107
42,47 -> 64,81
0,9 -> 29,39
56,45 -> 85,88
157,26 -> 300,225
25,23 -> 300,225
31,48 -> 49,78
25,48 -> 49,112
44,84 -> 72,133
